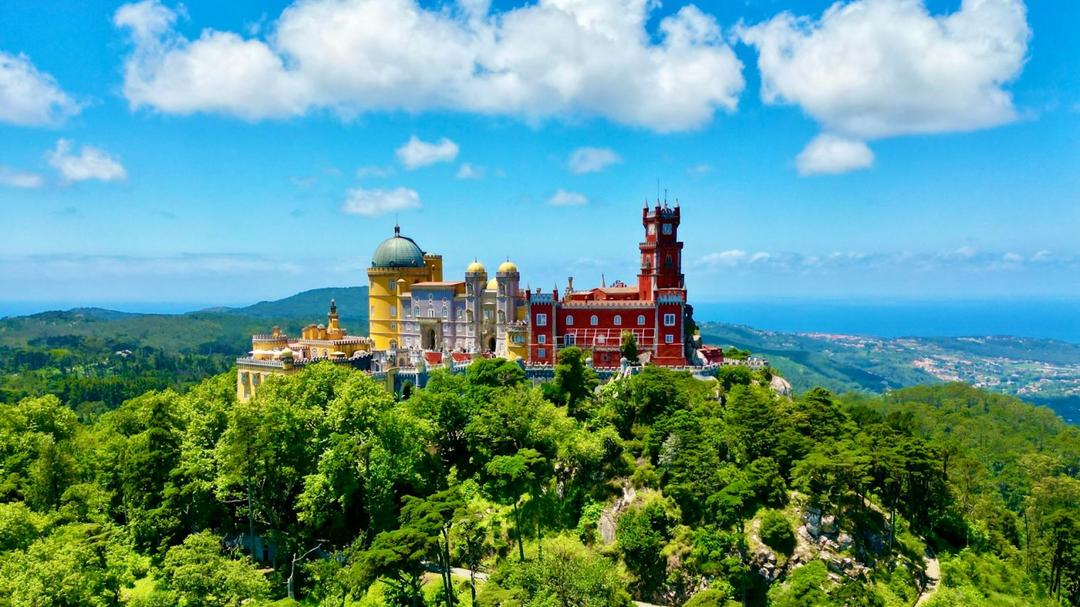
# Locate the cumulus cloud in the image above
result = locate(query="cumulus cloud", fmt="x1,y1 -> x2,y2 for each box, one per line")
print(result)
796,134 -> 874,175
0,52 -> 81,127
341,186 -> 420,216
568,147 -> 621,174
396,136 -> 459,169
699,250 -> 771,268
113,0 -> 744,131
455,162 -> 485,179
548,189 -> 588,206
46,139 -> 127,182
0,166 -> 44,189
739,0 -> 1030,173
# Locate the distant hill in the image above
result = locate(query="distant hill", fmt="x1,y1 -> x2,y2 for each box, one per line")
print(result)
700,322 -> 1080,423
206,286 -> 368,323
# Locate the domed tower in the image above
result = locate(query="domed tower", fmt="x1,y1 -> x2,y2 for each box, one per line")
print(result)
495,259 -> 523,358
464,259 -> 487,352
367,224 -> 441,351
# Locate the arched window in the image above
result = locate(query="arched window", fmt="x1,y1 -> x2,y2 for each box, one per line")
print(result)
590,315 -> 598,326
390,339 -> 398,349
498,310 -> 505,323
637,315 -> 645,325
614,315 -> 622,326
566,315 -> 574,326
442,305 -> 448,318
467,310 -> 474,323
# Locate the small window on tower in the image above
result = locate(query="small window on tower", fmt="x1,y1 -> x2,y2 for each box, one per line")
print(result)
664,313 -> 676,326
662,223 -> 672,235
538,348 -> 546,358
665,255 -> 673,268
665,334 -> 674,344
536,313 -> 547,326
538,334 -> 546,344
648,224 -> 656,235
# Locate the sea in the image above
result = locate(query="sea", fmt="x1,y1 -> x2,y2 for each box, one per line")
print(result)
2,298 -> 1079,345
692,299 -> 1080,345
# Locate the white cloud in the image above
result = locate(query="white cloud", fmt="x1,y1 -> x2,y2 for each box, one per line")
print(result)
113,0 -> 744,131
548,189 -> 588,206
739,0 -> 1029,168
395,136 -> 459,169
568,147 -> 620,174
356,165 -> 392,179
699,249 -> 772,268
46,139 -> 127,183
341,186 -> 420,217
455,162 -> 485,179
0,52 -> 81,127
0,166 -> 44,189
796,134 -> 874,175
686,163 -> 711,175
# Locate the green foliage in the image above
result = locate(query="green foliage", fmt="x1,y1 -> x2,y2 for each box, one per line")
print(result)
150,531 -> 270,607
616,496 -> 677,598
759,510 -> 795,556
620,331 -> 639,364
482,535 -> 632,607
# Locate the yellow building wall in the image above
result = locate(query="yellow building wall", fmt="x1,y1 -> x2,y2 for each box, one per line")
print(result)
368,265 -> 434,350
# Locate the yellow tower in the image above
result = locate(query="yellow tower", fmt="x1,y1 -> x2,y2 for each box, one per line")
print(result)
367,225 -> 440,350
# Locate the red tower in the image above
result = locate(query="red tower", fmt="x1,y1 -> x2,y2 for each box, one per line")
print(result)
638,201 -> 684,300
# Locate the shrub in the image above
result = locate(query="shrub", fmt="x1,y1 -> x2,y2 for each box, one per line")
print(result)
759,510 -> 796,555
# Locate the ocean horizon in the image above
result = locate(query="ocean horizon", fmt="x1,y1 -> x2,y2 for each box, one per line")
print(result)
3,297 -> 1079,345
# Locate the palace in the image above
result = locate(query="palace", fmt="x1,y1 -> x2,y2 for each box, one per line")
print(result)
236,200 -> 698,400
527,199 -> 690,367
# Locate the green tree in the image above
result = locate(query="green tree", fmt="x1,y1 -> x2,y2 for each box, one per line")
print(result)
481,535 -> 631,607
486,448 -> 551,562
620,331 -> 639,364
615,496 -> 677,599
152,531 -> 270,607
758,510 -> 795,556
548,347 -> 599,418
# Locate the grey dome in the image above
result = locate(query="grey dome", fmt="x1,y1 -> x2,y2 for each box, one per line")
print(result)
371,227 -> 425,268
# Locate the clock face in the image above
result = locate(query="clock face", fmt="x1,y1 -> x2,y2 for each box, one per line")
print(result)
662,223 -> 673,235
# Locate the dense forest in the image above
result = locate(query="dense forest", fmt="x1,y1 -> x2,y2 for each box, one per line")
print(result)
0,349 -> 1077,606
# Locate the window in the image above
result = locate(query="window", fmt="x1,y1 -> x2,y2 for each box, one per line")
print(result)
590,315 -> 598,326
665,255 -> 673,268
442,305 -> 448,319
637,315 -> 646,326
664,313 -> 676,326
565,334 -> 575,346
390,306 -> 396,317
429,308 -> 436,318
498,310 -> 505,323
665,334 -> 674,344
538,348 -> 546,358
648,224 -> 656,235
662,223 -> 672,235
390,322 -> 397,330
614,315 -> 622,326
538,334 -> 546,344
414,307 -> 420,317
566,315 -> 573,326
536,313 -> 547,326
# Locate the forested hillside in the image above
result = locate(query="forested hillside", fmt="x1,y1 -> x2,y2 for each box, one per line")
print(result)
0,288 -> 368,413
0,351 -> 1076,606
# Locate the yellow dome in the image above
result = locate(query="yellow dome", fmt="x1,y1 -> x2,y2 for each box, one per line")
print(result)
486,278 -> 498,291
498,259 -> 518,273
466,259 -> 486,274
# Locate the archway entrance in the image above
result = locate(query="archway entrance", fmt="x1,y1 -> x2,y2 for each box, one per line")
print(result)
487,336 -> 496,353
423,328 -> 437,350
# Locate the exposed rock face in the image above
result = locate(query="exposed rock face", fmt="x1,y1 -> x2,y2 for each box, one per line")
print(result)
598,484 -> 637,545
770,375 -> 793,396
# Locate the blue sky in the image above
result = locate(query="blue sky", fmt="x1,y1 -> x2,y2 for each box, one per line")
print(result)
0,0 -> 1077,309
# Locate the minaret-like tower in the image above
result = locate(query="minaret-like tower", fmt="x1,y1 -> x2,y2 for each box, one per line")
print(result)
638,200 -> 684,300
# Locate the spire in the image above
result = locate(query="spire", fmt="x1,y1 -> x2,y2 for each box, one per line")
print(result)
329,299 -> 337,314
394,222 -> 400,236
601,273 -> 606,288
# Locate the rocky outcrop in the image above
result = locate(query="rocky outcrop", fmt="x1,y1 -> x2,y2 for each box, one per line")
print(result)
598,483 -> 637,545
